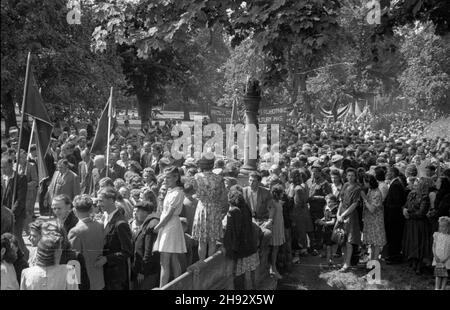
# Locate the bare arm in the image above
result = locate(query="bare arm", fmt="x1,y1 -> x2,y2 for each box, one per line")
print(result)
363,191 -> 382,214
340,201 -> 359,220
155,206 -> 176,231
337,202 -> 343,218
324,217 -> 336,226
155,190 -> 183,231
432,238 -> 440,264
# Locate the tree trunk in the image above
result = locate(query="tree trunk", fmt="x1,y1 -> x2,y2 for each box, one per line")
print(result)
182,101 -> 190,121
299,73 -> 312,121
2,91 -> 17,132
181,87 -> 190,121
291,71 -> 299,106
136,91 -> 152,128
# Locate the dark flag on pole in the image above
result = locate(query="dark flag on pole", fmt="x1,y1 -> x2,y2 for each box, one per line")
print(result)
24,70 -> 52,124
90,95 -> 113,155
23,68 -> 54,180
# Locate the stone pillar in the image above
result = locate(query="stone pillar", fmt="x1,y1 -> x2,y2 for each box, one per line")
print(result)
240,79 -> 261,175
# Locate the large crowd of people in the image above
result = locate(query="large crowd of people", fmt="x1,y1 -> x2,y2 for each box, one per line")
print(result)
1,109 -> 450,290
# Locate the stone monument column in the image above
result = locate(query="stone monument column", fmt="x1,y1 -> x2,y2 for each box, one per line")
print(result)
240,79 -> 261,175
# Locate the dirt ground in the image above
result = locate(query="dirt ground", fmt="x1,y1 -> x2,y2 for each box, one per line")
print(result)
276,255 -> 442,290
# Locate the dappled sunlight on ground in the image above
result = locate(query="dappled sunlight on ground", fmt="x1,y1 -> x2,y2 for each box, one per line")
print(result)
277,255 -> 439,290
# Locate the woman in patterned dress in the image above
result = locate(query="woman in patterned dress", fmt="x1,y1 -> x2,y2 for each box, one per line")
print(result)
192,156 -> 227,260
361,174 -> 386,262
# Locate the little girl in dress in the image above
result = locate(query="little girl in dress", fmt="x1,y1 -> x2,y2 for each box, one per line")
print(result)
432,216 -> 450,290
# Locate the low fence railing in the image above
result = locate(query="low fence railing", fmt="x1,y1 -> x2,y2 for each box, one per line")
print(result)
158,249 -> 276,290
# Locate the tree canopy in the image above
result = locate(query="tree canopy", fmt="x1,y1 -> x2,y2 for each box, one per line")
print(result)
2,0 -> 449,131
1,0 -> 126,130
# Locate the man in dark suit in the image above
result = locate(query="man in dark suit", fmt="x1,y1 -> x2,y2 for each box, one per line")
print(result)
1,205 -> 14,235
47,138 -> 59,173
384,166 -> 407,264
51,194 -> 79,234
78,149 -> 94,194
131,201 -> 160,290
109,152 -> 126,181
69,194 -> 105,290
46,159 -> 80,206
95,187 -> 133,290
242,172 -> 273,270
127,144 -> 140,163
149,142 -> 163,175
89,155 -> 112,197
140,142 -> 153,169
243,172 -> 274,229
1,156 -> 28,258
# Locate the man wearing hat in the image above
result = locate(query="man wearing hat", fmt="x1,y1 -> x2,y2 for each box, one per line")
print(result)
302,144 -> 312,157
130,201 -> 160,290
182,157 -> 197,169
212,159 -> 226,175
330,154 -> 344,175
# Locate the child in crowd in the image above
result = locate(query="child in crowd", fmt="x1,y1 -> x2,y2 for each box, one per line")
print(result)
316,194 -> 338,266
432,216 -> 450,290
269,184 -> 286,280
279,187 -> 293,271
180,218 -> 199,271
181,182 -> 198,235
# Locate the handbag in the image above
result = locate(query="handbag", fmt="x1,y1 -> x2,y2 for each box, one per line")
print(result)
331,221 -> 346,246
434,265 -> 448,278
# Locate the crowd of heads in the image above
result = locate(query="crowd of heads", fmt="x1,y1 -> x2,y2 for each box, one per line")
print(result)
1,107 -> 449,290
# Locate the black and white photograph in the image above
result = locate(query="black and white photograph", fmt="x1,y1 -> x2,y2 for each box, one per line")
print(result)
1,0 -> 450,296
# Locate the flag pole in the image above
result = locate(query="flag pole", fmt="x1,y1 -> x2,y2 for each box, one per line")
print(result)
25,119 -> 36,175
25,87 -> 41,175
106,87 -> 113,177
12,52 -> 32,205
